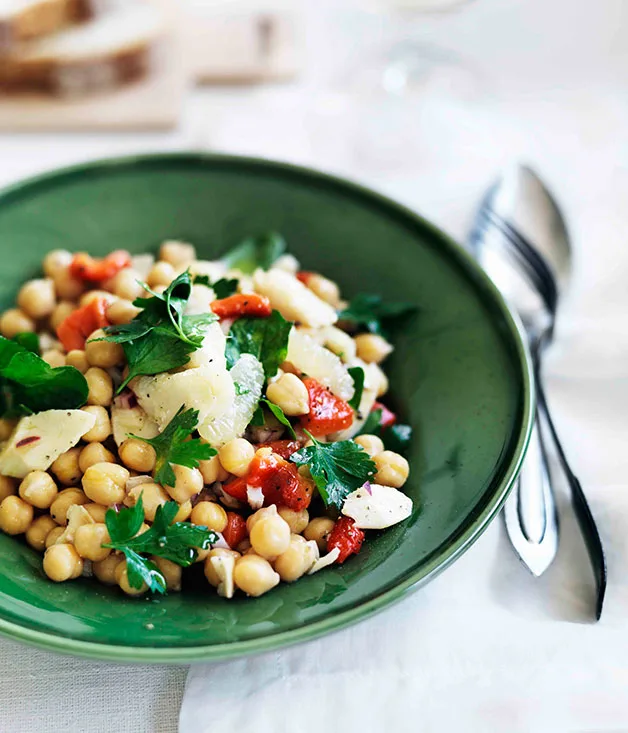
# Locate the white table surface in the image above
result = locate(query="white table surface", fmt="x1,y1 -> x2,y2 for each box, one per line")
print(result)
2,0 -> 628,731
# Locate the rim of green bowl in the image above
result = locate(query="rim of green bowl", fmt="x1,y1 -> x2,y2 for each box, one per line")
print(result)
0,153 -> 534,663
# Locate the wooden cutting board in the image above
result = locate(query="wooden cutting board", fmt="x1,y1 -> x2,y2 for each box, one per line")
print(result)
0,4 -> 299,132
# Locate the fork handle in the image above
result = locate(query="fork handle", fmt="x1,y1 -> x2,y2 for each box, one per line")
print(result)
535,374 -> 607,619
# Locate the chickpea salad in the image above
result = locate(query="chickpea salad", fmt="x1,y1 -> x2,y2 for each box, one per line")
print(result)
0,234 -> 416,599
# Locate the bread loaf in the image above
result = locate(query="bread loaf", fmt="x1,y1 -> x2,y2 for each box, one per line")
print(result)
0,0 -> 93,53
0,2 -> 166,95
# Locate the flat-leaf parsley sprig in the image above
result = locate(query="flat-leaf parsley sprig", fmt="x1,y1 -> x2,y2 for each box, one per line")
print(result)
131,407 -> 216,487
104,497 -> 218,594
100,271 -> 217,391
290,431 -> 376,509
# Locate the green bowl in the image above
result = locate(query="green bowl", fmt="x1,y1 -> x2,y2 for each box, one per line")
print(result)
0,154 -> 533,663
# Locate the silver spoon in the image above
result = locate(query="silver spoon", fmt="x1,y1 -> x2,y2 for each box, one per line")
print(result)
468,164 -> 606,619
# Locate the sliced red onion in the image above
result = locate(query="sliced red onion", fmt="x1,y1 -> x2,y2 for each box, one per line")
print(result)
115,391 -> 138,410
363,481 -> 372,496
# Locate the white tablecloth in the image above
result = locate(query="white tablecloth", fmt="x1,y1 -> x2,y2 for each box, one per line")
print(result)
2,1 -> 628,731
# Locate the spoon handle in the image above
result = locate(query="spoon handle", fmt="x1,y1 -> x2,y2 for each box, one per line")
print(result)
535,374 -> 607,620
504,403 -> 558,576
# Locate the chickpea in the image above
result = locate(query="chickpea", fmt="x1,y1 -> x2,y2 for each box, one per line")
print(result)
275,534 -> 318,582
17,278 -> 56,319
108,269 -> 145,301
218,438 -> 255,477
126,482 -> 168,522
0,495 -> 34,535
321,326 -> 356,362
49,301 -> 75,332
165,465 -> 203,504
79,443 -> 116,473
246,504 -> 279,534
199,454 -> 229,485
355,333 -> 393,365
18,470 -> 58,509
53,268 -> 85,301
277,507 -> 309,534
304,273 -> 341,307
41,349 -> 65,368
152,557 -> 182,591
354,434 -> 385,458
234,554 -> 280,597
273,253 -> 300,274
26,515 -> 58,552
160,240 -> 196,268
43,249 -> 72,279
266,373 -> 310,416
115,561 -> 147,596
85,329 -> 124,369
50,448 -> 81,486
304,517 -> 335,552
371,363 -> 389,397
147,261 -> 176,288
106,298 -> 141,325
0,475 -> 16,502
84,503 -> 108,523
204,548 -> 240,587
93,553 -> 123,585
0,309 -> 35,338
79,290 -> 117,309
174,500 -> 193,523
50,488 -> 88,525
80,405 -> 112,443
82,463 -> 129,506
119,438 -> 156,473
249,512 -> 291,560
45,525 -> 65,547
373,451 -> 409,488
43,544 -> 83,582
74,523 -> 111,562
63,350 -> 88,374
191,501 -> 228,533
85,367 -> 113,407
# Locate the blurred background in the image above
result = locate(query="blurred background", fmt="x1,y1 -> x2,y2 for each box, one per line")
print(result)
1,1 -> 628,731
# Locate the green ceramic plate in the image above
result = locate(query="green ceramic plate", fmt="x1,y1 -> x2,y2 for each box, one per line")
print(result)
0,154 -> 533,663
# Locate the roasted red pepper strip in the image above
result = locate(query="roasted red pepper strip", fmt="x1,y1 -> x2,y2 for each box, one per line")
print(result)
211,294 -> 272,319
258,439 -> 302,460
372,401 -> 397,429
56,297 -> 110,352
223,512 -> 248,549
69,250 -> 132,283
248,449 -> 312,510
222,476 -> 248,503
300,378 -> 353,437
327,516 -> 365,563
296,271 -> 313,285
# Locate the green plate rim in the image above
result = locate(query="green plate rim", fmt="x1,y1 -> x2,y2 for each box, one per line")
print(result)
0,152 -> 534,663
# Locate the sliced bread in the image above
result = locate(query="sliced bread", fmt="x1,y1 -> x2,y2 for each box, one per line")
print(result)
0,2 -> 167,95
0,0 -> 93,52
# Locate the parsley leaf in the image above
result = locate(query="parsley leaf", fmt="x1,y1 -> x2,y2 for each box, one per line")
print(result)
225,310 -> 292,379
102,271 -> 217,391
339,294 -> 417,336
104,497 -> 217,594
222,232 -> 286,274
131,407 -> 216,487
193,275 -> 238,299
259,398 -> 297,439
13,333 -> 39,355
212,278 -> 239,299
347,366 -> 365,411
290,431 -> 376,509
0,336 -> 88,417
